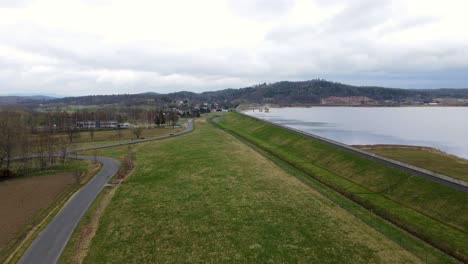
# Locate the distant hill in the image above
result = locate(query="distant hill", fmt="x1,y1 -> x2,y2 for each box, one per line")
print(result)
0,95 -> 56,107
198,80 -> 468,105
4,80 -> 468,108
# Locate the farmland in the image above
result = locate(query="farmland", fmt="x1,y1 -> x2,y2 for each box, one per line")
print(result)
0,159 -> 96,263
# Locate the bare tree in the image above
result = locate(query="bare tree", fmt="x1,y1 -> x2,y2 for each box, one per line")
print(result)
89,128 -> 95,141
58,137 -> 69,166
18,130 -> 32,175
73,170 -> 84,184
116,129 -> 123,140
167,111 -> 179,127
0,111 -> 25,176
132,126 -> 144,139
36,134 -> 49,169
65,126 -> 80,143
46,134 -> 56,165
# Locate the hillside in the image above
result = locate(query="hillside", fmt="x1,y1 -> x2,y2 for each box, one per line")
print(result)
0,95 -> 56,108
4,80 -> 468,108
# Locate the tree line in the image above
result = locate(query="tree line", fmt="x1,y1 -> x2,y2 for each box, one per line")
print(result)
0,110 -> 70,179
0,107 -> 191,180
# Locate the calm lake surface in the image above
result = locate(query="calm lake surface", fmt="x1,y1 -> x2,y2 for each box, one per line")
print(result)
246,107 -> 468,159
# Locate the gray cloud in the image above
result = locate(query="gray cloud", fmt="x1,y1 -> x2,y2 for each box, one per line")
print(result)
376,16 -> 438,35
0,0 -> 467,96
324,0 -> 393,32
0,0 -> 30,8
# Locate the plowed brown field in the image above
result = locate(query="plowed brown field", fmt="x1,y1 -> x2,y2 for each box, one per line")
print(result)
0,173 -> 75,249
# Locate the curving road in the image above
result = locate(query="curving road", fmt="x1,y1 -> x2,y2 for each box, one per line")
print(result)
18,156 -> 120,264
71,120 -> 193,153
18,120 -> 193,264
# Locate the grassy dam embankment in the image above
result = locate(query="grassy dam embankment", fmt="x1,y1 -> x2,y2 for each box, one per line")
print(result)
67,119 -> 449,263
215,112 -> 468,262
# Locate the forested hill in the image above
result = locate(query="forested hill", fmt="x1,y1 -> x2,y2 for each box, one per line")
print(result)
13,80 -> 468,108
199,80 -> 468,104
0,95 -> 56,108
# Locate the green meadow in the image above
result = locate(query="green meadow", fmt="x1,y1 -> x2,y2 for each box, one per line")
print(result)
73,119 -> 444,263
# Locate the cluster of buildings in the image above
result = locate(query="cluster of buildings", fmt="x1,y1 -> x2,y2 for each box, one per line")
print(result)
321,96 -> 377,105
76,121 -> 130,129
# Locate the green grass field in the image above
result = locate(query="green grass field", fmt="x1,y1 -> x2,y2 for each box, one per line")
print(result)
216,113 -> 468,262
73,119 -> 439,263
27,126 -> 183,150
8,158 -> 90,179
72,126 -> 182,148
357,145 -> 468,181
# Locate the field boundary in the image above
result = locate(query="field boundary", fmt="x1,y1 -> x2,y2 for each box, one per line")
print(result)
241,113 -> 468,192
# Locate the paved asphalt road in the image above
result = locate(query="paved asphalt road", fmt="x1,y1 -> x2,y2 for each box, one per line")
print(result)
18,120 -> 193,264
72,119 -> 193,152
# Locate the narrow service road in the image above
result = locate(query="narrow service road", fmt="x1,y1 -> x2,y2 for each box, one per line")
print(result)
18,156 -> 120,264
18,120 -> 193,264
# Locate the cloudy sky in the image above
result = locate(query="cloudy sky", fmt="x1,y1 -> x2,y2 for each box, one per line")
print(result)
0,0 -> 467,96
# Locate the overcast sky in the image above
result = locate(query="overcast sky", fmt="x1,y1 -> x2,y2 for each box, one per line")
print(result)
0,0 -> 467,96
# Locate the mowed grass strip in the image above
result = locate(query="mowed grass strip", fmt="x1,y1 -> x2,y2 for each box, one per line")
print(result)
216,113 -> 468,261
356,145 -> 468,182
82,120 -> 421,263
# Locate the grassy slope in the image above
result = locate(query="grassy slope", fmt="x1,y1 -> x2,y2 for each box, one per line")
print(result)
357,145 -> 468,182
81,120 -> 424,263
217,113 -> 468,261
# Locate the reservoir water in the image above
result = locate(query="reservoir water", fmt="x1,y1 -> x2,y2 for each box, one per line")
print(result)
246,107 -> 468,159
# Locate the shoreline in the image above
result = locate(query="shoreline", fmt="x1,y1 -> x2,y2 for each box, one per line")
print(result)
241,107 -> 468,161
354,144 -> 468,163
241,104 -> 468,110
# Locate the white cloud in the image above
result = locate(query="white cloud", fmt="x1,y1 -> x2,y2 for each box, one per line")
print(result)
0,0 -> 467,96
228,0 -> 295,20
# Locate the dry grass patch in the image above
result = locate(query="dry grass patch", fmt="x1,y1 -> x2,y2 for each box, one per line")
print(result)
356,144 -> 468,181
60,187 -> 117,264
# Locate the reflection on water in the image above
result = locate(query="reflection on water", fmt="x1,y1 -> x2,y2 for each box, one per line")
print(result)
246,107 -> 468,159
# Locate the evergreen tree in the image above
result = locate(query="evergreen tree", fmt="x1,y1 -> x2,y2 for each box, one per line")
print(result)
160,110 -> 166,125
154,115 -> 161,126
